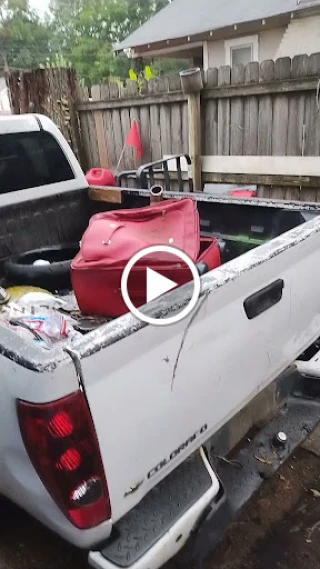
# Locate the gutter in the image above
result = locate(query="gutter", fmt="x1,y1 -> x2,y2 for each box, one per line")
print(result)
114,5 -> 320,55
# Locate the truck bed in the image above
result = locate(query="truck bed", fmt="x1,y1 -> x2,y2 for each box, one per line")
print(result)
0,186 -> 316,337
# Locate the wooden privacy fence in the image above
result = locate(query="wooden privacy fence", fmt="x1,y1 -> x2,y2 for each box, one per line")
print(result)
77,53 -> 320,200
8,68 -> 85,166
77,77 -> 189,174
6,56 -> 320,201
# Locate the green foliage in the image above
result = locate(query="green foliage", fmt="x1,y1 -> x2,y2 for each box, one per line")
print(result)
49,0 -> 175,85
0,0 -> 51,69
129,69 -> 138,81
129,65 -> 153,84
40,52 -> 72,69
144,65 -> 153,81
0,0 -> 188,83
151,57 -> 191,76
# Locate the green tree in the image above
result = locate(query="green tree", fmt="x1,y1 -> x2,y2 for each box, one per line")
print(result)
49,0 -> 173,85
0,0 -> 51,70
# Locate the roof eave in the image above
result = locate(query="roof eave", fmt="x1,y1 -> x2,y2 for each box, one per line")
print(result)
115,4 -> 320,54
116,12 -> 293,56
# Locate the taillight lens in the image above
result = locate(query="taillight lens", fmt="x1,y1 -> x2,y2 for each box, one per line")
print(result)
17,391 -> 111,529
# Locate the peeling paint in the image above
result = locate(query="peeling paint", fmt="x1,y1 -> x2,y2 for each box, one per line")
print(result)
123,189 -> 320,212
73,209 -> 320,361
1,192 -> 320,370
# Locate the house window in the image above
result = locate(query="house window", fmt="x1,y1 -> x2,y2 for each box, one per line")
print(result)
225,35 -> 259,66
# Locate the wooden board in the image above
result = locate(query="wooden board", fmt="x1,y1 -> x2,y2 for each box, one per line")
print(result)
159,103 -> 172,155
120,107 -> 132,170
140,105 -> 152,164
104,109 -> 117,169
149,104 -> 162,162
88,186 -> 123,204
171,103 -> 183,155
112,109 -> 124,172
230,64 -> 244,156
218,66 -> 231,155
181,102 -> 189,155
165,154 -> 320,177
243,62 -> 259,156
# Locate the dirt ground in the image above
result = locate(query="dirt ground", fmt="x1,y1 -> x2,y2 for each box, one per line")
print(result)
1,444 -> 320,569
207,446 -> 320,569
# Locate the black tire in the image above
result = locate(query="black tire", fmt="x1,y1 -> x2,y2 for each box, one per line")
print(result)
4,244 -> 79,292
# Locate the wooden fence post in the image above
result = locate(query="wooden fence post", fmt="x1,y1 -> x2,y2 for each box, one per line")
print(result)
180,68 -> 203,191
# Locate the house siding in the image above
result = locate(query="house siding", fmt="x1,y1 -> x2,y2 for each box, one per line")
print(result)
275,15 -> 320,59
206,26 -> 287,68
207,39 -> 225,68
259,27 -> 287,60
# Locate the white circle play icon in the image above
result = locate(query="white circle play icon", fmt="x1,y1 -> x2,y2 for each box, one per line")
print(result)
146,268 -> 178,304
121,245 -> 201,327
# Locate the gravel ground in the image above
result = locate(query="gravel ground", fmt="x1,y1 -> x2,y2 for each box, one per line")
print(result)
1,443 -> 320,569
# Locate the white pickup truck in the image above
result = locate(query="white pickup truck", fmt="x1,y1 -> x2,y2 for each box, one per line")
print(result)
1,113 -> 320,569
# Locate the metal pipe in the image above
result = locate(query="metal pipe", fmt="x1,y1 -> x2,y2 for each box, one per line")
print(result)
150,185 -> 164,204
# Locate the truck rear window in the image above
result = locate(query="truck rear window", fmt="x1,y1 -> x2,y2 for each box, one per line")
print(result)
0,131 -> 75,193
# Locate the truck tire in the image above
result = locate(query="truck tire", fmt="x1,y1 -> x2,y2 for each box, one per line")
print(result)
4,244 -> 79,292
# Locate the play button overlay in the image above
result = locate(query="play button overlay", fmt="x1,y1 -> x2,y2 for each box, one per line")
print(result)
146,268 -> 177,303
121,245 -> 201,327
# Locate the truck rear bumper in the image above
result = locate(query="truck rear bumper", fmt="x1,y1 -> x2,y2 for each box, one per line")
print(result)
88,448 -> 222,569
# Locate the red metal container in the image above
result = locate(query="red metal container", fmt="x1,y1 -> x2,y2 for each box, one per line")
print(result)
86,168 -> 116,187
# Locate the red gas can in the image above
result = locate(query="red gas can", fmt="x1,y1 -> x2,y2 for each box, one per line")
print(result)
86,168 -> 116,187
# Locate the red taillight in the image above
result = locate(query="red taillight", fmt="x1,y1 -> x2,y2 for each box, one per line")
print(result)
49,412 -> 73,438
17,391 -> 111,529
56,449 -> 81,471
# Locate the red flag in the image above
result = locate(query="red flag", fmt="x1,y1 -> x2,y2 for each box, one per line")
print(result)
126,120 -> 142,159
